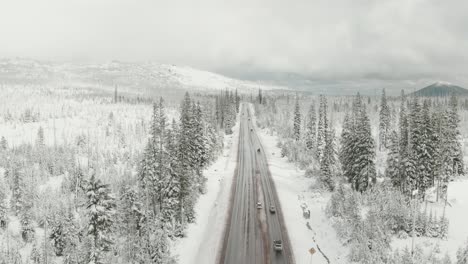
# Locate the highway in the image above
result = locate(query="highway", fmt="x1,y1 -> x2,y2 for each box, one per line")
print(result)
220,103 -> 294,264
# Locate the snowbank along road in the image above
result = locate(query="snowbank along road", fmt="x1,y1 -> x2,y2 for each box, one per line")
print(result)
220,103 -> 294,264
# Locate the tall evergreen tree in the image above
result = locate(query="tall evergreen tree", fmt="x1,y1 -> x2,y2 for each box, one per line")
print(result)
379,88 -> 391,150
293,97 -> 301,141
83,174 -> 116,264
178,92 -> 196,223
385,131 -> 401,187
305,102 -> 317,151
340,93 -> 376,192
0,136 -> 7,150
36,126 -> 45,147
320,127 -> 336,191
317,95 -> 328,162
398,90 -> 410,193
354,103 -> 377,192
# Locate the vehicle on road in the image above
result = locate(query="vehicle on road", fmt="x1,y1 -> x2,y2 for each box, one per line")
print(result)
257,148 -> 261,153
257,202 -> 262,209
251,128 -> 253,131
269,205 -> 276,213
273,240 -> 283,252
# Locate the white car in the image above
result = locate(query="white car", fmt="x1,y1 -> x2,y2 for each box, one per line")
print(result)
257,202 -> 262,209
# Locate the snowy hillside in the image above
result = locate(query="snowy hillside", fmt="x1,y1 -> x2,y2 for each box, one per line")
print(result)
0,58 -> 287,93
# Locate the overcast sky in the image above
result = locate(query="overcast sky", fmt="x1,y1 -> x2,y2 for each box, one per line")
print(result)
1,0 -> 468,92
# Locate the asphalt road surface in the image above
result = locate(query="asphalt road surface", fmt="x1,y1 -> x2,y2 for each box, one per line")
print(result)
220,104 -> 294,264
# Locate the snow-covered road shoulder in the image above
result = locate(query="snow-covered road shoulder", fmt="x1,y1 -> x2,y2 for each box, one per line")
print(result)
256,128 -> 349,264
173,119 -> 239,264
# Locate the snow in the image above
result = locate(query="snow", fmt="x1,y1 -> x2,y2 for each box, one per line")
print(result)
256,128 -> 349,264
391,177 -> 468,260
250,103 -> 347,264
38,174 -> 65,193
173,115 -> 239,264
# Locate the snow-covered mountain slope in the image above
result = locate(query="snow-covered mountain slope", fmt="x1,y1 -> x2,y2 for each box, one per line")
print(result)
0,58 -> 287,93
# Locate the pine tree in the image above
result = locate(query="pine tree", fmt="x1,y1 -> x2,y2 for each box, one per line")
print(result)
20,198 -> 35,243
293,97 -> 301,141
317,95 -> 328,162
0,136 -> 7,150
354,103 -> 377,192
82,174 -> 116,264
235,89 -> 240,113
178,92 -> 196,224
11,166 -> 24,216
398,90 -> 411,194
340,93 -> 376,192
0,189 -> 7,229
405,97 -> 422,194
305,102 -> 316,151
50,210 -> 78,257
379,88 -> 391,150
385,131 -> 401,187
192,101 -> 208,192
340,113 -> 354,184
418,99 -> 436,197
258,89 -> 262,105
320,127 -> 336,191
36,126 -> 45,147
139,97 -> 172,217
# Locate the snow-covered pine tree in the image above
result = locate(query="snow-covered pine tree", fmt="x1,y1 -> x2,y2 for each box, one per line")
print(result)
49,210 -> 78,257
293,97 -> 301,141
192,101 -> 208,193
385,130 -> 401,187
317,95 -> 328,162
341,93 -> 374,191
401,97 -> 420,195
139,98 -> 170,217
258,88 -> 262,105
36,126 -> 45,147
447,94 -> 463,175
353,101 -> 377,192
235,89 -> 240,113
418,99 -> 436,197
305,102 -> 316,151
457,238 -> 468,264
11,165 -> 24,216
379,88 -> 391,150
20,196 -> 35,243
83,174 -> 116,264
0,136 -> 7,150
339,113 -> 354,184
164,119 -> 182,227
117,186 -> 145,261
178,92 -> 196,223
320,127 -> 336,191
398,90 -> 411,194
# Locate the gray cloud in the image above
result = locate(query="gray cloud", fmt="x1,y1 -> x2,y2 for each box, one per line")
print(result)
1,0 -> 468,92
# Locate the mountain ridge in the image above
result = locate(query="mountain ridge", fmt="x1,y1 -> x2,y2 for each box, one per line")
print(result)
411,81 -> 468,97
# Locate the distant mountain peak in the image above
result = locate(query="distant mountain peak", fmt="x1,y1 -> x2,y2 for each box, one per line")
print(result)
412,82 -> 468,97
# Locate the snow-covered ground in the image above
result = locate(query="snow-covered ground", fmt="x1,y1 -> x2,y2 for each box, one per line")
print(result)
256,128 -> 348,264
391,178 -> 468,260
248,103 -> 347,264
173,115 -> 239,264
